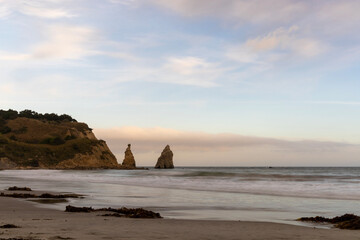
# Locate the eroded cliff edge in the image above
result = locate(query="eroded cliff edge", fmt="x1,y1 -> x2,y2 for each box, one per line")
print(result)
0,109 -> 120,169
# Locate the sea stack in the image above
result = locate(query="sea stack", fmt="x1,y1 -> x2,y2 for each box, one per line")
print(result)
122,144 -> 136,168
155,145 -> 174,169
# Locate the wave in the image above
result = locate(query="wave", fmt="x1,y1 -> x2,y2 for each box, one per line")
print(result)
1,168 -> 360,200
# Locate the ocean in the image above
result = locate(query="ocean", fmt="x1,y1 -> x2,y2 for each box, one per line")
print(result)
1,167 -> 359,227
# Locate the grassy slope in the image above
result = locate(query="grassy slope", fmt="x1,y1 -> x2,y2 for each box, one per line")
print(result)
0,117 -> 112,168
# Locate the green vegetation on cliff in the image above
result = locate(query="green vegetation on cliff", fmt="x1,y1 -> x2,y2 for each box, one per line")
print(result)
0,109 -> 118,169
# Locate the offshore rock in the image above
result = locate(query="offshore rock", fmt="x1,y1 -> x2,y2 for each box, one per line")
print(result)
122,144 -> 136,168
155,145 -> 174,169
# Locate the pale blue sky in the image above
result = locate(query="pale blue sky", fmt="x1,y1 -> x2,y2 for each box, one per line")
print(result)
1,0 -> 360,165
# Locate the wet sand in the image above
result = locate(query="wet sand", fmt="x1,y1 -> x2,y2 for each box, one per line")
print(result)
0,194 -> 359,240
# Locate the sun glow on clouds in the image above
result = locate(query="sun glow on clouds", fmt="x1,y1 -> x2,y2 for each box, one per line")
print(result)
94,126 -> 360,166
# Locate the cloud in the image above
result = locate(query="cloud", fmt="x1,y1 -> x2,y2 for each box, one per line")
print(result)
0,0 -> 75,19
0,25 -> 96,61
147,0 -> 360,36
32,25 -> 96,60
245,26 -> 326,57
0,4 -> 11,18
227,26 -> 326,67
1,23 -> 139,62
0,52 -> 30,61
110,56 -> 223,87
162,57 -> 222,86
149,0 -> 305,25
94,126 -> 359,166
20,3 -> 75,19
95,126 -> 352,152
165,57 -> 211,75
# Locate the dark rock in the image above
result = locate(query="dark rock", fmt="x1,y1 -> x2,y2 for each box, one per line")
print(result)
0,224 -> 20,228
121,144 -> 136,168
331,214 -> 359,223
39,193 -> 79,199
29,199 -> 68,204
65,205 -> 162,218
98,207 -> 162,218
65,205 -> 94,213
298,213 -> 360,230
155,145 -> 174,169
0,192 -> 36,198
0,192 -> 80,199
8,186 -> 32,191
336,218 -> 360,230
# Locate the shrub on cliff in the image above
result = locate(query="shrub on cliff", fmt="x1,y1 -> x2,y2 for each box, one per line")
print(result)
0,109 -> 77,122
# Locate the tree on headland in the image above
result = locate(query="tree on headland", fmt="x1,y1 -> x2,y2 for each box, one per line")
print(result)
0,109 -> 77,122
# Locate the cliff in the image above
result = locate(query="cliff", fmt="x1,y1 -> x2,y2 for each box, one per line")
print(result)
0,109 -> 119,169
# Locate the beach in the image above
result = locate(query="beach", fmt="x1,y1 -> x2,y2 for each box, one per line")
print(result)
1,168 -> 359,224
1,168 -> 360,239
1,196 -> 360,240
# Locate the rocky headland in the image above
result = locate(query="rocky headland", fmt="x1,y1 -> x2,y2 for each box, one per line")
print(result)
0,109 -> 136,170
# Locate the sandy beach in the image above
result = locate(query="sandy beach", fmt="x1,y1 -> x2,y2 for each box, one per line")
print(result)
0,191 -> 359,240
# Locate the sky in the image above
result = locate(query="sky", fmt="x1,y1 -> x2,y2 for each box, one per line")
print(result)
0,0 -> 360,166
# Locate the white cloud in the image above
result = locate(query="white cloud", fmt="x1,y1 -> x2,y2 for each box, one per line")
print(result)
0,4 -> 11,18
226,45 -> 262,64
32,25 -> 96,60
0,52 -> 30,61
165,57 -> 210,75
0,0 -> 75,19
245,27 -> 326,57
109,56 -> 223,87
226,26 -> 326,73
20,4 -> 75,19
1,24 -> 138,62
161,56 -> 222,86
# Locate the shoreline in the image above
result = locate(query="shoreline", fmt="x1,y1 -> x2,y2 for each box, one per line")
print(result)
1,191 -> 359,240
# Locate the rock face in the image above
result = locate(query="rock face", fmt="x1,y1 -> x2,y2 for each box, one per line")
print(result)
122,144 -> 136,168
0,157 -> 17,169
55,140 -> 119,169
155,145 -> 174,169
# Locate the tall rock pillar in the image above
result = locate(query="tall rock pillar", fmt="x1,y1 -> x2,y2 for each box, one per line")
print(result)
122,144 -> 136,168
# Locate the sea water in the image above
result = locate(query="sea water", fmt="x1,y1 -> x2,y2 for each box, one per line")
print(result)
0,167 -> 359,226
